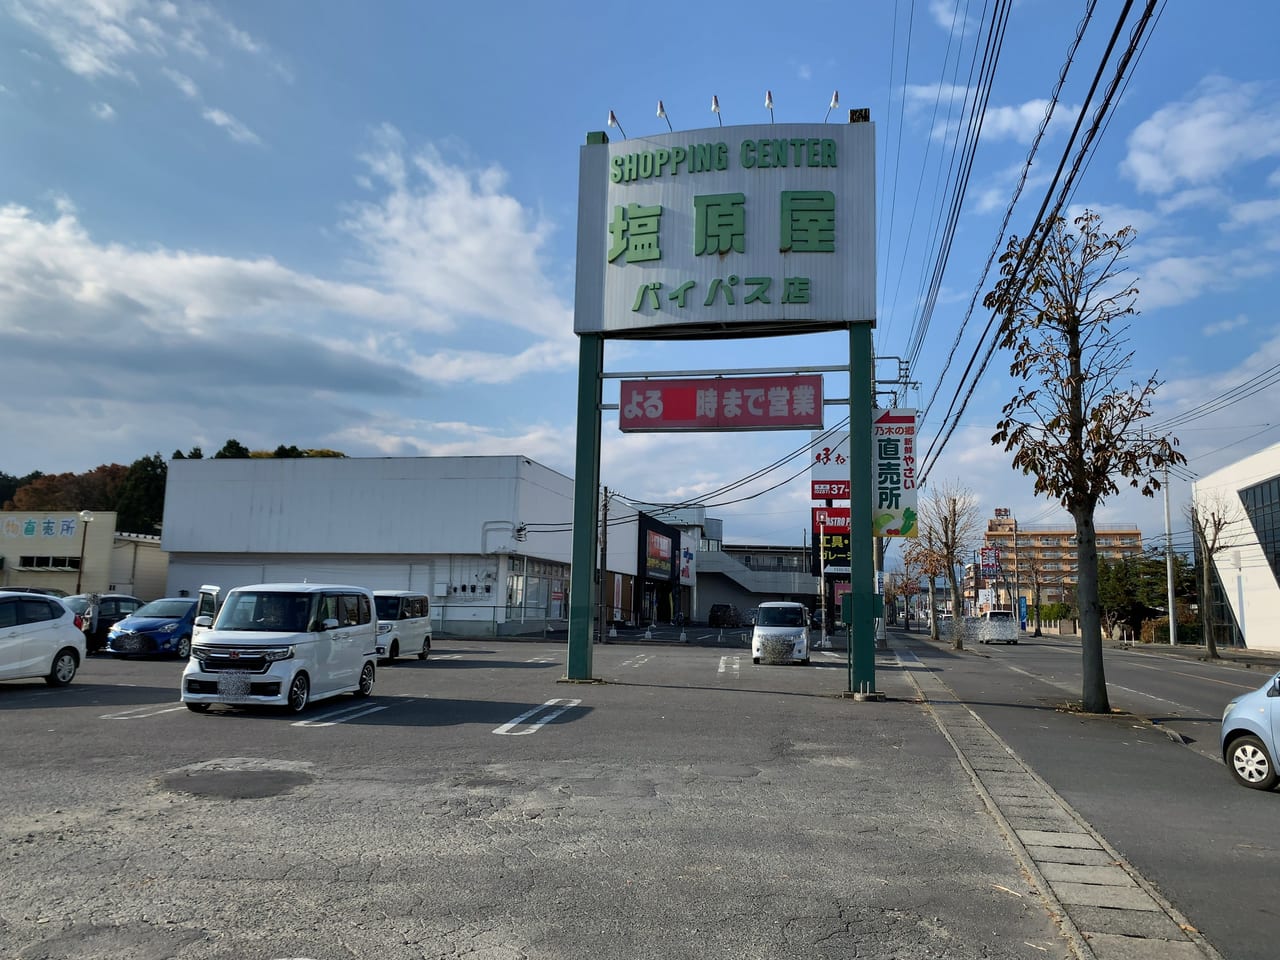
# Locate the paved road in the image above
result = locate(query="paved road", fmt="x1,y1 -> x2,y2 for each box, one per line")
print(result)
2,642 -> 1068,960
2,634 -> 1274,959
902,628 -> 1278,960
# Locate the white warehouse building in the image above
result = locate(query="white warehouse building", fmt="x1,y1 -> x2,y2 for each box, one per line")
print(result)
161,456 -> 584,637
1192,440 -> 1280,654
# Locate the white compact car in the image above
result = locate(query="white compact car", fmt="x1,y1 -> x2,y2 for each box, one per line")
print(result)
751,601 -> 811,665
0,591 -> 86,686
181,583 -> 378,714
373,590 -> 432,661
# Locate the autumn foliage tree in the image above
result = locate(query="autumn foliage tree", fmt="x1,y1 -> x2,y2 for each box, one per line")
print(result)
984,211 -> 1185,713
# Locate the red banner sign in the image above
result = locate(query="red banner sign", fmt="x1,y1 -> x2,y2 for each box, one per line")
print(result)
619,375 -> 823,432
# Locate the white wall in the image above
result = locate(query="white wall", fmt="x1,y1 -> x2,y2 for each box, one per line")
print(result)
1194,442 -> 1280,653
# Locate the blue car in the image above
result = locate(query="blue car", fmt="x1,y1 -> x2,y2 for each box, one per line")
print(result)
105,598 -> 198,659
1220,670 -> 1280,790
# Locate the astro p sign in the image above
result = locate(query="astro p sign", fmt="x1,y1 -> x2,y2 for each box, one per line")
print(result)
619,374 -> 823,432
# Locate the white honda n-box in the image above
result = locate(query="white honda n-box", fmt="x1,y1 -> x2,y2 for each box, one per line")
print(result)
181,583 -> 378,714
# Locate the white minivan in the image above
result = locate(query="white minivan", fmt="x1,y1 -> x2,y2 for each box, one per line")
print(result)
373,590 -> 432,662
751,601 -> 811,665
181,583 -> 378,714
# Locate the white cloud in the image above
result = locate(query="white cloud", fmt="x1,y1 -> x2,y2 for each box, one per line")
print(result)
1123,76 -> 1280,194
201,107 -> 260,145
1203,314 -> 1249,337
928,0 -> 974,33
1138,250 -> 1275,310
162,67 -> 199,99
341,125 -> 575,345
90,100 -> 115,120
0,136 -> 582,471
982,100 -> 1080,144
1223,197 -> 1280,231
7,0 -> 279,79
903,84 -> 1079,144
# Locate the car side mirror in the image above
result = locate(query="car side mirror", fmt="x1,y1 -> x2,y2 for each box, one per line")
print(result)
194,616 -> 213,628
320,617 -> 340,632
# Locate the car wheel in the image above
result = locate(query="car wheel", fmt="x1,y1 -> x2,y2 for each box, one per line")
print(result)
45,648 -> 78,686
185,702 -> 209,713
387,640 -> 399,662
354,661 -> 375,697
418,639 -> 431,661
176,635 -> 192,658
752,656 -> 761,665
286,673 -> 310,714
1227,734 -> 1279,790
800,658 -> 810,665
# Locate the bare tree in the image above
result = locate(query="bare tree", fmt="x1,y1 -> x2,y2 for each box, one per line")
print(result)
984,211 -> 1186,713
1024,554 -> 1047,637
903,535 -> 947,641
918,482 -> 984,650
1186,493 -> 1245,659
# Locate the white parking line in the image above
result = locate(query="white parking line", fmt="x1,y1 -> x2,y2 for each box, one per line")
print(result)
434,654 -> 463,660
526,656 -> 559,664
718,655 -> 740,677
100,703 -> 189,720
292,703 -> 389,727
493,698 -> 582,736
620,654 -> 650,668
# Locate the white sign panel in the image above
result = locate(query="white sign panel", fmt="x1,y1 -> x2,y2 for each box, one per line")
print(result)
575,123 -> 876,339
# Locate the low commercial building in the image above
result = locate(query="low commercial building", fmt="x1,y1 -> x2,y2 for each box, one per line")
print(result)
0,511 -> 166,599
161,456 -> 574,637
1193,442 -> 1280,653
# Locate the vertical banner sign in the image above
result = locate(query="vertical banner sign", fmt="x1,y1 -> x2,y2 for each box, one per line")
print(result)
872,408 -> 917,537
810,410 -> 918,537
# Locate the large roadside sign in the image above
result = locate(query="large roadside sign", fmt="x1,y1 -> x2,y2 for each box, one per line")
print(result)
574,123 -> 876,340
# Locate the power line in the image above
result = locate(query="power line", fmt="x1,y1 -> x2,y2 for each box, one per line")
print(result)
919,0 -> 1160,484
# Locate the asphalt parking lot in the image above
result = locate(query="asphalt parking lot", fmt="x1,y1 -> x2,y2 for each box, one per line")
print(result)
1,640 -> 1075,960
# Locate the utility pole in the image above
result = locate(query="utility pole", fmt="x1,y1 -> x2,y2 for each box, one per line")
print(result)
598,487 -> 609,642
1164,465 -> 1177,645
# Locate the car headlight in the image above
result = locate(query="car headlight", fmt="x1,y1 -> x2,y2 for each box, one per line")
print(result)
1223,698 -> 1240,721
160,623 -> 179,633
377,623 -> 392,635
262,646 -> 295,662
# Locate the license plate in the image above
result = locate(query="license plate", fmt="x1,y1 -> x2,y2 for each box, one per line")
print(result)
216,672 -> 252,698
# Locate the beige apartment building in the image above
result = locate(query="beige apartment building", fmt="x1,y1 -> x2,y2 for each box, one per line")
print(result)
972,510 -> 1144,612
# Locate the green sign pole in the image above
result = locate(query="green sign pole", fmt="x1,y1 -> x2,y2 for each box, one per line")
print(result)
848,322 -> 876,694
566,333 -> 603,681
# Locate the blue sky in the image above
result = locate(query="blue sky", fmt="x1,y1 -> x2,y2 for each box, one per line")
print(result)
2,1 -> 1279,556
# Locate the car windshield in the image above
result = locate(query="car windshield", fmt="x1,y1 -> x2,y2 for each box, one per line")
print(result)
134,599 -> 195,619
214,591 -> 314,632
374,596 -> 400,620
758,606 -> 805,627
64,596 -> 90,614
987,612 -> 1012,620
